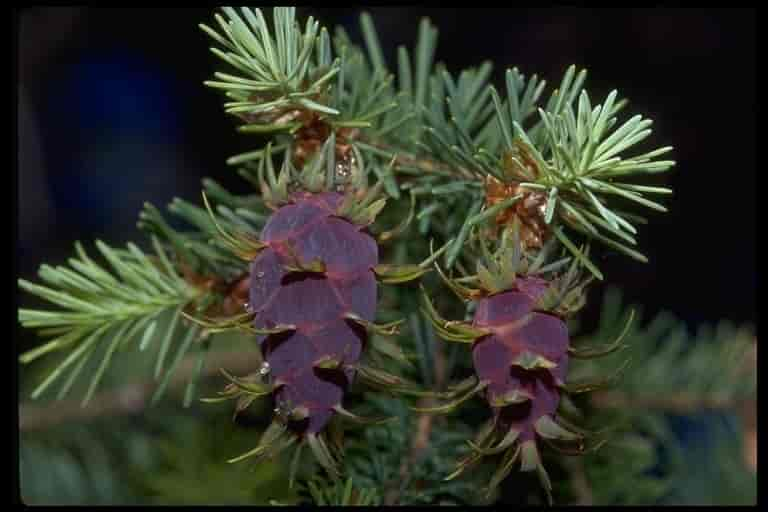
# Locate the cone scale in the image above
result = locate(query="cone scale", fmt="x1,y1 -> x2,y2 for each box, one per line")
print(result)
419,228 -> 603,503
472,279 -> 569,440
472,281 -> 571,490
248,191 -> 378,435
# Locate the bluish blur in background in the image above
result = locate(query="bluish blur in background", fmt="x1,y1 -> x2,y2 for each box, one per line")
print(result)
17,7 -> 756,505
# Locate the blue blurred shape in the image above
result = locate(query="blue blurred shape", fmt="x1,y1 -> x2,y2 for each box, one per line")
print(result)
43,49 -> 186,235
57,50 -> 181,141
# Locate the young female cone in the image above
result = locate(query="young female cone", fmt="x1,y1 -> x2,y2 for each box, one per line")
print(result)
191,139 -> 437,482
421,221 -> 631,503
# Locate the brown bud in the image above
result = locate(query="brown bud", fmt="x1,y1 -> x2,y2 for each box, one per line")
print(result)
221,274 -> 251,316
483,176 -> 550,249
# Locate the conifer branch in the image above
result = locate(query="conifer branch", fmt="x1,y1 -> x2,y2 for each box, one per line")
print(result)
384,319 -> 446,505
18,239 -> 208,404
566,457 -> 594,506
138,179 -> 267,281
589,391 -> 751,414
201,7 -> 340,126
577,286 -> 756,416
301,477 -> 381,506
20,349 -> 263,432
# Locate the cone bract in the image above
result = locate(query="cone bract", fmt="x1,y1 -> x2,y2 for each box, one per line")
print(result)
249,191 -> 378,434
472,279 -> 569,442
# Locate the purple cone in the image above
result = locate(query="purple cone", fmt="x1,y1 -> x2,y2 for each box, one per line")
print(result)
471,278 -> 569,441
250,192 -> 378,434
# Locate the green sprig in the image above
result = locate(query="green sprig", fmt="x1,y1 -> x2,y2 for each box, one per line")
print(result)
18,239 -> 202,403
201,7 -> 340,123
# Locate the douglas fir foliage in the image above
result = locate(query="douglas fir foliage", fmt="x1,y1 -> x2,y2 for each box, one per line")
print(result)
18,7 -> 756,506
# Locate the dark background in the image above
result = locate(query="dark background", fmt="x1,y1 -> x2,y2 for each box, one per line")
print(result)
17,7 -> 756,332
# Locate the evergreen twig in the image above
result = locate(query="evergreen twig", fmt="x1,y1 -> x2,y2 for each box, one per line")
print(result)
20,349 -> 263,432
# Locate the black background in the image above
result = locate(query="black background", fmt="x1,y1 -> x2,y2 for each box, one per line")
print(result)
17,7 -> 756,332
